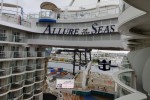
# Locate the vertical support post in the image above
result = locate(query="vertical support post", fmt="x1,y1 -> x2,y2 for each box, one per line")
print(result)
73,50 -> 76,75
89,50 -> 91,61
85,49 -> 87,68
79,51 -> 81,70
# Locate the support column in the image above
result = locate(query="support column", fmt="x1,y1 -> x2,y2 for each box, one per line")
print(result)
79,52 -> 81,70
73,50 -> 76,75
89,51 -> 92,61
85,49 -> 87,68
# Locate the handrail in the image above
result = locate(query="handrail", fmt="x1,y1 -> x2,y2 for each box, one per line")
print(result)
112,69 -> 147,100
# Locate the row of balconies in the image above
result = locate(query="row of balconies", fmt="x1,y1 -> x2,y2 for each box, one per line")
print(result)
0,34 -> 26,43
0,51 -> 47,59
0,77 -> 44,96
0,64 -> 44,78
0,86 -> 43,100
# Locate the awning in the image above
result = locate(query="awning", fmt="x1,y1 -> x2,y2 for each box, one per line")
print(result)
40,2 -> 60,11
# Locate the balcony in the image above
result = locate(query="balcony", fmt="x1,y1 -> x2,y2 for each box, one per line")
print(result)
12,51 -> 26,58
26,65 -> 36,71
37,51 -> 45,57
8,90 -> 23,100
0,51 -> 11,59
0,84 -> 10,95
0,67 -> 12,78
34,87 -> 43,95
35,75 -> 44,82
0,34 -> 7,41
11,81 -> 24,90
12,66 -> 25,74
23,91 -> 34,100
36,64 -> 44,70
27,52 -> 37,57
25,78 -> 35,85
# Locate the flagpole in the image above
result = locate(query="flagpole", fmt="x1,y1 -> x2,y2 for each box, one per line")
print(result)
1,0 -> 3,14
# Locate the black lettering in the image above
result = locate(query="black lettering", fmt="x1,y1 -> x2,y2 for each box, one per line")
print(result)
91,23 -> 98,34
110,25 -> 115,32
68,29 -> 74,35
58,28 -> 61,34
74,28 -> 79,35
43,25 -> 51,34
98,26 -> 103,34
63,28 -> 66,34
52,28 -> 56,34
104,26 -> 109,33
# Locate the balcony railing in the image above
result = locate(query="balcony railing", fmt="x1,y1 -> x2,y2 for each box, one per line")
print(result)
0,84 -> 10,95
36,64 -> 44,69
8,90 -> 23,100
27,52 -> 37,57
35,75 -> 44,82
29,6 -> 119,21
0,10 -> 31,27
26,64 -> 36,71
0,51 -> 11,59
12,66 -> 25,74
12,51 -> 27,58
37,52 -> 45,57
112,69 -> 147,100
0,33 -> 7,41
25,78 -> 35,85
10,80 -> 24,90
34,87 -> 43,95
23,90 -> 34,100
0,67 -> 12,77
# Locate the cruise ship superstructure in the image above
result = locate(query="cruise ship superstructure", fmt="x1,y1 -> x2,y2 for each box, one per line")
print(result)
0,0 -> 149,100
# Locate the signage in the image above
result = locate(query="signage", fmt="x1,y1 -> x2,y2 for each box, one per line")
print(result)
56,79 -> 74,88
43,23 -> 117,35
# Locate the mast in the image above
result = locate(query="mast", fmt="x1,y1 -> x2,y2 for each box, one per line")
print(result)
69,0 -> 75,6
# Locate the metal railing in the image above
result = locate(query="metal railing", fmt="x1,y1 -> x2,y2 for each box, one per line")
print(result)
29,6 -> 119,20
0,9 -> 31,27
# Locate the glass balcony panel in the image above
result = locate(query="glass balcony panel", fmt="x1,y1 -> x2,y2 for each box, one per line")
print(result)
0,51 -> 11,59
0,84 -> 10,94
0,67 -> 12,77
25,78 -> 35,85
12,66 -> 25,74
11,80 -> 24,90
